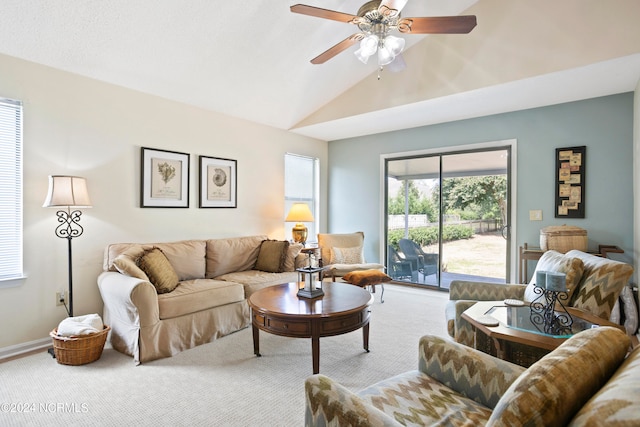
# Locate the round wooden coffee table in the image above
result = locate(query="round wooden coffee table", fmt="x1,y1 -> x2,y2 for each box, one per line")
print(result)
248,282 -> 373,374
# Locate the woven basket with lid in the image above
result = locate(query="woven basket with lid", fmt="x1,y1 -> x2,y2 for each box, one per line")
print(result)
540,225 -> 587,253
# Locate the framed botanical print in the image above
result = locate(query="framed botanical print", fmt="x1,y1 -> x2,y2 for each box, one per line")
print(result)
140,147 -> 190,208
199,155 -> 237,208
555,146 -> 585,218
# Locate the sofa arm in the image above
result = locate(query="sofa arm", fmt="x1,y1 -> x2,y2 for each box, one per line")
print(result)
305,374 -> 402,427
418,335 -> 525,409
449,280 -> 526,301
98,272 -> 160,328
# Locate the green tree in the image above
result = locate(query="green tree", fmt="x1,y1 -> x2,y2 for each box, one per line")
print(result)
436,176 -> 506,221
388,180 -> 436,220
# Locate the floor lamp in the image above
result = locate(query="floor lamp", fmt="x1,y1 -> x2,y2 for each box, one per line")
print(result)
43,175 -> 92,318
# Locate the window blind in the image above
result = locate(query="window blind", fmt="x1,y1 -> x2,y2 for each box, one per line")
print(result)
284,153 -> 319,241
0,97 -> 23,282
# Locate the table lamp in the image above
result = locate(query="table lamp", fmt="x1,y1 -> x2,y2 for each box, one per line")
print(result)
285,203 -> 314,246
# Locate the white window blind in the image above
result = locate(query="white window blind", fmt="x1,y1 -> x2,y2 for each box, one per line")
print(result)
285,153 -> 319,242
0,97 -> 23,282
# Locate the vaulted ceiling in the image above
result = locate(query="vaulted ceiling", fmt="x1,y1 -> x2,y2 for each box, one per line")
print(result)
0,0 -> 639,141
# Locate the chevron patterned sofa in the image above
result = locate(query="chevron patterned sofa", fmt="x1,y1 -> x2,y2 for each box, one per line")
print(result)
305,327 -> 639,426
446,249 -> 635,348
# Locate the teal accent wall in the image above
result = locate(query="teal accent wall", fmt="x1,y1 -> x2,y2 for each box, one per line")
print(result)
327,93 -> 634,268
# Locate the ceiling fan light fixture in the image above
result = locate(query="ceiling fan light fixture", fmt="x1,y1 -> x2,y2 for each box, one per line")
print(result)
354,34 -> 378,64
377,44 -> 395,66
384,35 -> 405,56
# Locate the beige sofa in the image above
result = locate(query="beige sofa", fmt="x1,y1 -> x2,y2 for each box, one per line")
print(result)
305,327 -> 639,426
98,235 -> 305,364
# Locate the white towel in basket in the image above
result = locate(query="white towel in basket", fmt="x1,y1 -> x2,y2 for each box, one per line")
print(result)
57,314 -> 104,337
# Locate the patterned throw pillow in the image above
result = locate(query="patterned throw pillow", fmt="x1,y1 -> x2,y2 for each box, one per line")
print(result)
330,246 -> 364,264
137,247 -> 179,294
488,327 -> 630,426
254,240 -> 289,273
524,250 -> 584,303
570,258 -> 634,319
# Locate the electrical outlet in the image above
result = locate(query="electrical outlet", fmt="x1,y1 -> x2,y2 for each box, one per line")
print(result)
56,291 -> 65,306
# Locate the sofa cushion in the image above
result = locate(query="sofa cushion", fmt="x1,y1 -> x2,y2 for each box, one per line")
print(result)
112,246 -> 150,281
524,250 -> 584,303
358,370 -> 492,426
155,240 -> 206,281
566,250 -> 634,319
206,235 -> 266,278
283,243 -> 303,272
104,243 -> 153,271
157,278 -> 245,320
216,270 -> 298,298
343,270 -> 391,287
254,240 -> 289,273
568,346 -> 640,426
137,247 -> 179,294
488,327 -> 630,427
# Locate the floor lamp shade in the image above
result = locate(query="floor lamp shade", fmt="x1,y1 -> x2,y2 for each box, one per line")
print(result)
286,203 -> 314,245
43,175 -> 92,319
43,175 -> 92,208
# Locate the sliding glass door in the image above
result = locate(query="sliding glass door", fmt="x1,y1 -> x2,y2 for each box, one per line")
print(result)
385,147 -> 511,290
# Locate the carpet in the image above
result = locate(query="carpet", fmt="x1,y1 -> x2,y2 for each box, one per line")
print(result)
0,285 -> 449,427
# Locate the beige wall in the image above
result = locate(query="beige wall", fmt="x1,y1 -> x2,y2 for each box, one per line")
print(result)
0,53 -> 327,351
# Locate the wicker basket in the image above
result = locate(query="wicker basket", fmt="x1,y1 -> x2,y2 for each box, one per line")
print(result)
49,325 -> 110,366
540,225 -> 587,253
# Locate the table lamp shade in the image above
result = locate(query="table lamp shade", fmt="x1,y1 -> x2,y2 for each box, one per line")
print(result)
43,175 -> 92,208
286,203 -> 314,245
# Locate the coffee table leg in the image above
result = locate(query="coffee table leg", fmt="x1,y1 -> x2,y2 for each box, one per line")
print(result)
363,323 -> 370,352
252,324 -> 261,357
312,336 -> 320,374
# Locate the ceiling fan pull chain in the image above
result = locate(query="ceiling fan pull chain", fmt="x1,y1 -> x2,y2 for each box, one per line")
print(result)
378,66 -> 383,80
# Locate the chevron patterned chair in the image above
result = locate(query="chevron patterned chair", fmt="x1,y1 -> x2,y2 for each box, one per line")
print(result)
305,327 -> 639,426
446,249 -> 634,347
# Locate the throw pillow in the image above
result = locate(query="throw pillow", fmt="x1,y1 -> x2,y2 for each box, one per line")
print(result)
330,246 -> 364,265
524,250 -> 584,303
113,254 -> 150,281
137,247 -> 180,294
283,242 -> 304,272
255,240 -> 289,273
571,260 -> 634,319
487,327 -> 630,426
343,270 -> 392,287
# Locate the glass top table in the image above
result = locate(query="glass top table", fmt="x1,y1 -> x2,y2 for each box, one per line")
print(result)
485,304 -> 599,339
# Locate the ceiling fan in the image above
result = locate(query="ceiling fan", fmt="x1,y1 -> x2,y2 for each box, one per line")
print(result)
290,0 -> 477,68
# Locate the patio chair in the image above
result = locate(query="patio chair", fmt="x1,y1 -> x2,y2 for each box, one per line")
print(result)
398,238 -> 439,279
387,245 -> 416,281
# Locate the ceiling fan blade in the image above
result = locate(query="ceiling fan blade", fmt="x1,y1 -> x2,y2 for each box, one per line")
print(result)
290,4 -> 357,23
398,15 -> 477,34
310,34 -> 364,64
378,0 -> 409,18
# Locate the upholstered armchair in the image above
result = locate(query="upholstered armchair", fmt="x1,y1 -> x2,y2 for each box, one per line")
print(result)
446,249 -> 634,347
305,327 -> 635,426
317,232 -> 383,281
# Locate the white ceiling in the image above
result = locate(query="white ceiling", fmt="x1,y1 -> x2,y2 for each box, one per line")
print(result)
0,0 -> 638,142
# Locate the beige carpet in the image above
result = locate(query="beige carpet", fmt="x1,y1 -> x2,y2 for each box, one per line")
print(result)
0,285 -> 449,427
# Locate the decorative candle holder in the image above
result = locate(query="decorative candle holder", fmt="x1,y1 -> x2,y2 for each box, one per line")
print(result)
530,271 -> 573,335
297,266 -> 324,299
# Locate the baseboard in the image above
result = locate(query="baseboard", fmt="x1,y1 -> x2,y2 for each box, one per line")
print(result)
0,337 -> 52,361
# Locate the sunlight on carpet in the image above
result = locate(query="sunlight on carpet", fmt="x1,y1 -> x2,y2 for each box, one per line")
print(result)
0,285 -> 449,427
